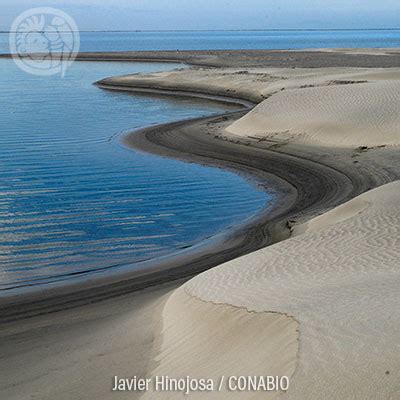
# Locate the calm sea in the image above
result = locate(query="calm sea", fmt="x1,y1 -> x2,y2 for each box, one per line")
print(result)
0,59 -> 270,292
1,30 -> 400,53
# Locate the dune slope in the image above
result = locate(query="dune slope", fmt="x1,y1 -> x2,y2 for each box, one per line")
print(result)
227,79 -> 400,147
144,181 -> 400,399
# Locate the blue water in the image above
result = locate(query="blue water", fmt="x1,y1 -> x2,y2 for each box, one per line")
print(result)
0,60 -> 270,291
1,30 -> 400,53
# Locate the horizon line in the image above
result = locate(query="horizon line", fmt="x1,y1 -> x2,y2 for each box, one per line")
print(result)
2,28 -> 400,33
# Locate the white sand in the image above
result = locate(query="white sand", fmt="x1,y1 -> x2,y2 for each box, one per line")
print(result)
147,181 -> 400,399
94,63 -> 400,399
111,66 -> 400,147
108,66 -> 384,102
227,79 -> 400,147
142,290 -> 298,399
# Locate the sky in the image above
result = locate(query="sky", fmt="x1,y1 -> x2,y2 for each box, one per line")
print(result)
1,0 -> 400,31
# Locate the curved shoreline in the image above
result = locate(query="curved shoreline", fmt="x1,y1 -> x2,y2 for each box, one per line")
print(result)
2,50 -> 385,319
0,81 -> 359,322
95,82 -> 257,107
0,111 -> 289,321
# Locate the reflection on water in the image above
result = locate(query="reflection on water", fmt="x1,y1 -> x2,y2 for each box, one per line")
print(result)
0,60 -> 270,291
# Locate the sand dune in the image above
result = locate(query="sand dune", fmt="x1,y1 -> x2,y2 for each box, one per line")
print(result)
145,181 -> 400,399
227,79 -> 400,147
96,62 -> 400,399
104,66 -> 400,147
100,66 -> 392,103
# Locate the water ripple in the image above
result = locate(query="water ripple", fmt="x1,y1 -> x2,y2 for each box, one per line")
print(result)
0,60 -> 270,291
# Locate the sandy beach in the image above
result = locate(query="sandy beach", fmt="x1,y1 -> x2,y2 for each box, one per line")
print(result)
1,49 -> 400,399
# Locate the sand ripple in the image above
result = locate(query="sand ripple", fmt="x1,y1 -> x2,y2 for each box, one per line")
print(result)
148,181 -> 400,399
228,78 -> 400,147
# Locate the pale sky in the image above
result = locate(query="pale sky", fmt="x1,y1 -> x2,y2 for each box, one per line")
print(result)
1,0 -> 400,31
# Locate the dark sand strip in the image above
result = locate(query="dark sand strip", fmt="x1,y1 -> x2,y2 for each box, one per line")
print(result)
3,48 -> 400,68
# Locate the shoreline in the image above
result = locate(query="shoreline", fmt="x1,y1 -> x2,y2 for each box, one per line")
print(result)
0,93 -> 276,321
0,50 -> 386,320
0,107 -> 295,321
0,79 -> 359,321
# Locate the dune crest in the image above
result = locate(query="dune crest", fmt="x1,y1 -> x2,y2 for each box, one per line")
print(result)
227,79 -> 400,147
292,196 -> 369,236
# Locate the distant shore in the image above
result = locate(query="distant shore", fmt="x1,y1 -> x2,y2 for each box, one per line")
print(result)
3,47 -> 400,68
